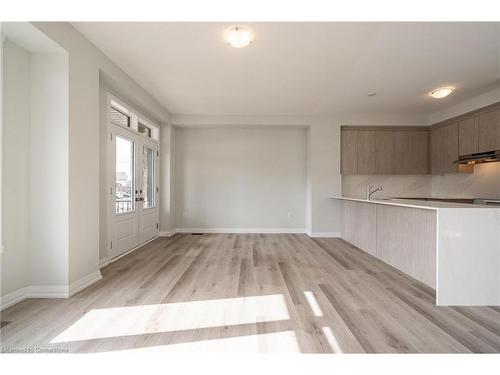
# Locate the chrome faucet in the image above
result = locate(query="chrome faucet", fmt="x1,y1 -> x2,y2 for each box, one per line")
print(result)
366,185 -> 383,200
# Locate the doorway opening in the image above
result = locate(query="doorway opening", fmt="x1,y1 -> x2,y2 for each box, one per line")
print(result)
106,95 -> 160,260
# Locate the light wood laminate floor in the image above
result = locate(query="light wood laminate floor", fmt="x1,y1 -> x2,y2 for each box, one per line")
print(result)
1,234 -> 500,353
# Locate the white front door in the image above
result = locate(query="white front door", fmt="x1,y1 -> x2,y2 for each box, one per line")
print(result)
109,124 -> 159,259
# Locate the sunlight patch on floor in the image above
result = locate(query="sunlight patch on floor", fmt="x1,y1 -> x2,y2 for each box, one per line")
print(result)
51,294 -> 290,343
100,331 -> 301,353
322,326 -> 343,353
304,291 -> 323,317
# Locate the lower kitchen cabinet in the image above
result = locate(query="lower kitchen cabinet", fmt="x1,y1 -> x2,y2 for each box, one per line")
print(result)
341,200 -> 376,256
376,205 -> 436,288
341,200 -> 436,288
336,196 -> 500,305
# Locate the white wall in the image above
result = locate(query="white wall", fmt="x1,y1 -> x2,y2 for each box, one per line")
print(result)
1,40 -> 30,295
1,38 -> 69,297
29,52 -> 69,286
159,124 -> 175,234
307,118 -> 341,236
174,127 -> 307,231
171,113 -> 427,236
342,89 -> 500,200
429,86 -> 500,124
31,22 -> 170,282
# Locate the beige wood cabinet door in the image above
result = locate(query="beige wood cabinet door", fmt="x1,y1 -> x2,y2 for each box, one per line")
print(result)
376,205 -> 436,288
411,130 -> 429,174
443,122 -> 459,173
357,131 -> 376,174
394,131 -> 412,174
341,201 -> 377,256
458,116 -> 479,155
431,123 -> 459,174
478,108 -> 500,152
375,131 -> 394,174
341,130 -> 358,174
430,126 -> 445,174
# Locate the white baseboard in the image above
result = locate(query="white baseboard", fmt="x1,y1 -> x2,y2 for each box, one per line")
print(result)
1,271 -> 103,310
69,271 -> 103,296
99,257 -> 110,269
109,236 -> 158,264
175,228 -> 307,234
159,230 -> 176,237
306,232 -> 341,238
1,284 -> 69,311
0,287 -> 31,311
29,285 -> 69,298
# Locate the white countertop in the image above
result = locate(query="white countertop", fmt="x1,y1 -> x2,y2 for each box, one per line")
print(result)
329,196 -> 497,210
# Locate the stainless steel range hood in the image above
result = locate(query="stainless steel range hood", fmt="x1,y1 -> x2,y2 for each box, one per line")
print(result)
454,150 -> 500,165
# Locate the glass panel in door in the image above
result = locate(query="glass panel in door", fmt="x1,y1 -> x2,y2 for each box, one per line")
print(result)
142,146 -> 155,209
115,136 -> 135,214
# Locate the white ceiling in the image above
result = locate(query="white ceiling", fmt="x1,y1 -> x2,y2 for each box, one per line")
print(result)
73,22 -> 500,116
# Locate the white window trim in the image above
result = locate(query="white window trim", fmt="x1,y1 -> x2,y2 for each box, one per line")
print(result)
107,93 -> 160,143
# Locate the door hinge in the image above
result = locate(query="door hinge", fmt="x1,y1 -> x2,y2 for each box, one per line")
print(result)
156,186 -> 159,193
110,187 -> 113,195
110,133 -> 113,140
156,223 -> 159,229
157,151 -> 159,157
110,241 -> 113,249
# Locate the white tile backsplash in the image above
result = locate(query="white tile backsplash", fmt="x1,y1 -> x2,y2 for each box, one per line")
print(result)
342,162 -> 500,199
431,162 -> 500,199
341,175 -> 432,199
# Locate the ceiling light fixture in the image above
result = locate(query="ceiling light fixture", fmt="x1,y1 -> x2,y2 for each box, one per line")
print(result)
224,26 -> 254,48
429,86 -> 455,99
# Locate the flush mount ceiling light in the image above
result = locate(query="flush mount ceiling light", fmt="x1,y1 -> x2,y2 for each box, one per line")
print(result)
224,26 -> 254,48
429,86 -> 455,99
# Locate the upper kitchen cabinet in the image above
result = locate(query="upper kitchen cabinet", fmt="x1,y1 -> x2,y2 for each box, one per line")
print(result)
444,122 -> 459,173
394,130 -> 429,174
394,131 -> 412,174
341,127 -> 429,175
341,130 -> 358,174
430,122 -> 459,174
410,130 -> 429,174
457,106 -> 500,156
375,131 -> 394,174
430,126 -> 444,174
458,116 -> 479,155
356,130 -> 376,174
478,107 -> 500,152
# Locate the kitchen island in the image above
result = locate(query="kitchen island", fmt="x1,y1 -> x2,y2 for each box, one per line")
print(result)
330,196 -> 500,306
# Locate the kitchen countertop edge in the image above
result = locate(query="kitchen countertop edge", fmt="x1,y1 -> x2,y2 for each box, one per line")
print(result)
329,196 -> 498,210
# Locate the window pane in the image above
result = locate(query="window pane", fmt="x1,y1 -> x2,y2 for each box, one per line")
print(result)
138,122 -> 152,137
111,107 -> 130,128
142,146 -> 155,209
116,136 -> 134,214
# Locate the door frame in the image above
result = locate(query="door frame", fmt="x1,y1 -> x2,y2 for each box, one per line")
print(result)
105,93 -> 160,261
